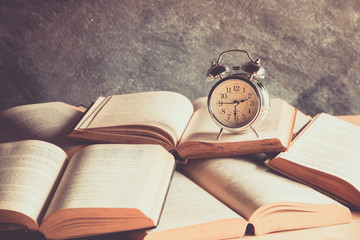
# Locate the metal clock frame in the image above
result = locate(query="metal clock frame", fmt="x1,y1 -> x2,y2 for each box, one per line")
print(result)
208,73 -> 269,139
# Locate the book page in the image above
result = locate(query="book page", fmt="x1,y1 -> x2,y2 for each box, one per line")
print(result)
336,115 -> 360,127
126,171 -> 246,240
81,91 -> 194,145
190,97 -> 307,136
43,144 -> 175,220
276,113 -> 360,190
0,140 -> 67,227
292,109 -> 312,138
181,154 -> 338,220
191,96 -> 207,112
74,97 -> 108,130
0,102 -> 84,151
179,98 -> 295,144
148,171 -> 244,232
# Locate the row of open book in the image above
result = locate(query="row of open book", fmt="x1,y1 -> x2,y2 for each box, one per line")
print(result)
0,91 -> 359,240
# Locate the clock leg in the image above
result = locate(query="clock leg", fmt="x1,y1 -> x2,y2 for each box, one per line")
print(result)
216,128 -> 224,140
250,126 -> 259,138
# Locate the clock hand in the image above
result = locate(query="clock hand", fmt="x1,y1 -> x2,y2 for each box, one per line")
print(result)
234,102 -> 238,121
221,99 -> 248,105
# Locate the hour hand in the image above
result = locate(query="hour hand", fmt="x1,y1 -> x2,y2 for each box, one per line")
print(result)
234,104 -> 237,119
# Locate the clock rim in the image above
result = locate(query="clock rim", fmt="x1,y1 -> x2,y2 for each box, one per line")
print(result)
207,74 -> 269,133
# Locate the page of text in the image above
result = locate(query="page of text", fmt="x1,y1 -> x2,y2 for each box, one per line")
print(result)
180,98 -> 293,144
280,113 -> 360,190
0,102 -> 83,150
0,140 -> 67,223
43,144 -> 173,219
148,171 -> 242,233
85,92 -> 194,145
181,154 -> 336,220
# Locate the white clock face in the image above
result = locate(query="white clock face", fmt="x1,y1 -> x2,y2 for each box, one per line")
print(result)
209,78 -> 260,129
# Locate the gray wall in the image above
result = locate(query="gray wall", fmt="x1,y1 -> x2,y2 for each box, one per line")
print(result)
1,0 -> 360,116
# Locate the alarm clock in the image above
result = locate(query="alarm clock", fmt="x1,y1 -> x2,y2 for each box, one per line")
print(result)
206,50 -> 270,139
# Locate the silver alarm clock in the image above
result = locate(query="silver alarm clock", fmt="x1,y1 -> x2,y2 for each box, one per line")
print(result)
206,50 -> 270,139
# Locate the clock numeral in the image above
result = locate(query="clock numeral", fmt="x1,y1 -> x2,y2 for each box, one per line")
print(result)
217,100 -> 223,107
226,87 -> 231,93
248,108 -> 251,114
221,108 -> 226,114
233,85 -> 240,92
248,92 -> 252,98
243,87 -> 246,93
227,114 -> 231,120
250,100 -> 255,106
221,93 -> 228,99
235,115 -> 239,122
242,114 -> 246,120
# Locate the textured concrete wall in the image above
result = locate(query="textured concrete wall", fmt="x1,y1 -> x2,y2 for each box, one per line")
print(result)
1,0 -> 360,116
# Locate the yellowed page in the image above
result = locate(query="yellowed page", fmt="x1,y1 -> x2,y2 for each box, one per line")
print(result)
43,144 -> 175,222
0,140 -> 67,227
179,98 -> 294,144
238,211 -> 360,240
142,171 -> 245,238
336,115 -> 360,127
292,109 -> 312,137
276,113 -> 360,190
74,96 -> 108,129
181,154 -> 340,220
191,96 -> 207,112
80,91 -> 194,145
190,97 -> 308,137
0,102 -> 84,151
292,110 -> 312,139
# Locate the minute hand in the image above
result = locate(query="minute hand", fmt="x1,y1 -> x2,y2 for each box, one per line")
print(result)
222,99 -> 248,105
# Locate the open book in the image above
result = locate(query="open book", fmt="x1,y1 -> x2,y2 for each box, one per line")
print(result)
0,140 -> 175,240
0,102 -> 85,156
68,91 -> 297,161
266,113 -> 360,209
176,154 -> 351,236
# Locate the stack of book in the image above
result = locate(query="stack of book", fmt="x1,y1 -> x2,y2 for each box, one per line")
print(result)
0,91 -> 359,240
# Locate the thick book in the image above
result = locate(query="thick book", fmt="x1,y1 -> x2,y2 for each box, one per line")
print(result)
0,140 -> 175,240
67,91 -> 297,161
177,154 -> 351,237
266,113 -> 360,209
